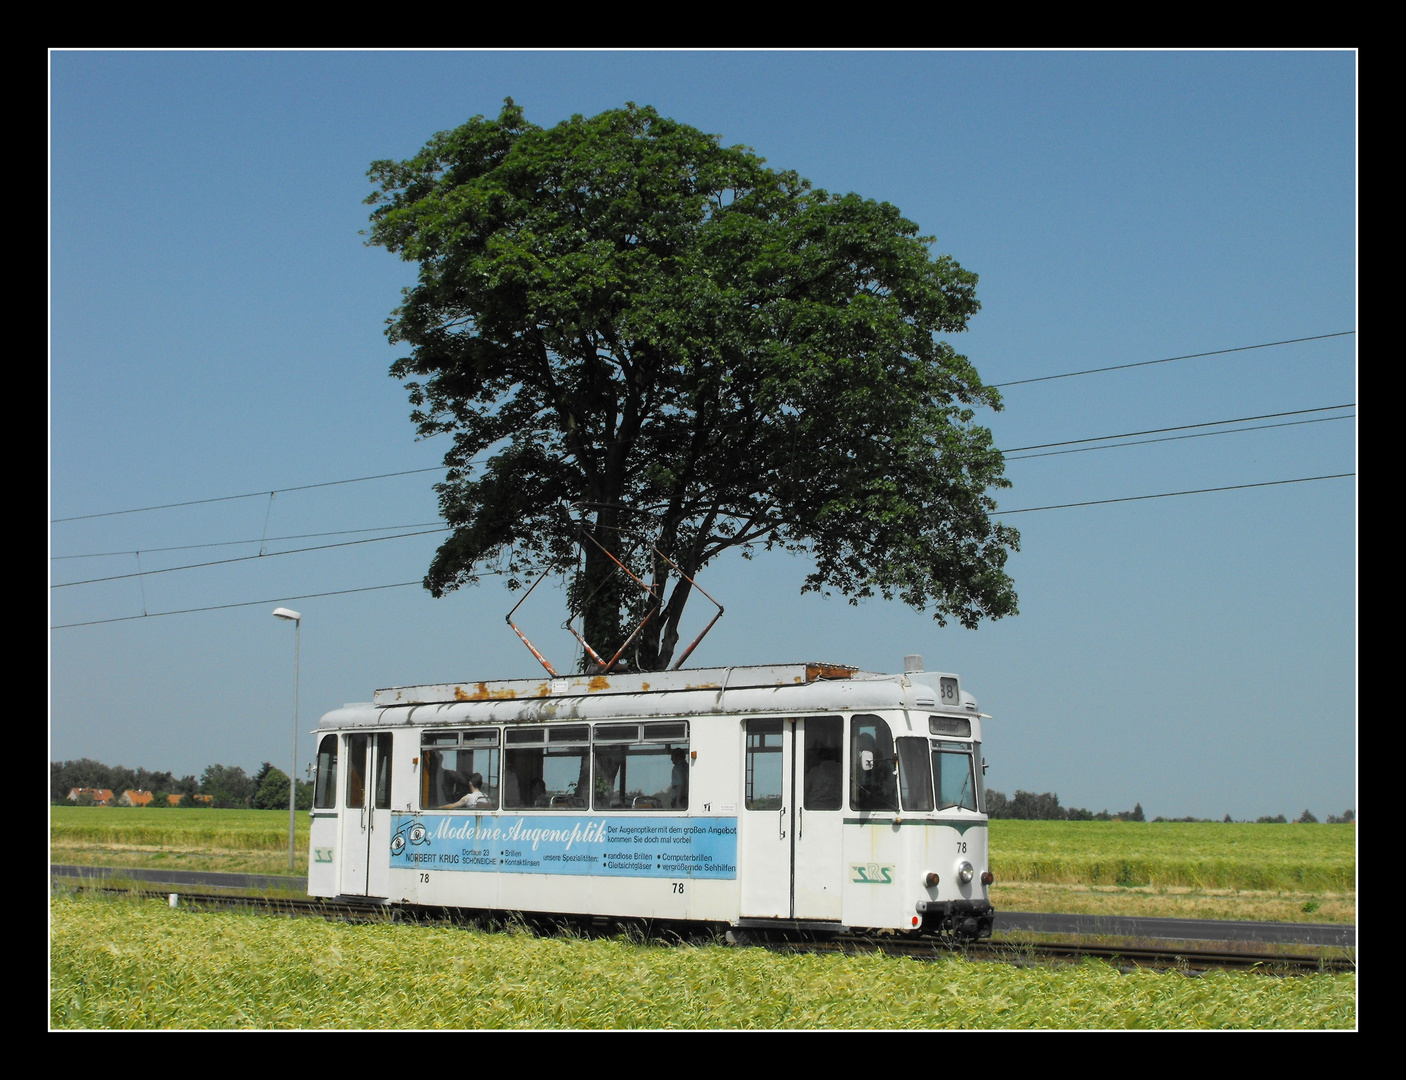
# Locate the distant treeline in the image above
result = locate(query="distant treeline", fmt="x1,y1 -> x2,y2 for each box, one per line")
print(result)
985,790 -> 1144,821
51,758 -> 312,810
985,790 -> 1354,824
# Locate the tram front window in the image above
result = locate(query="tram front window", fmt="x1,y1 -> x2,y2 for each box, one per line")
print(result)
932,741 -> 978,812
897,737 -> 934,812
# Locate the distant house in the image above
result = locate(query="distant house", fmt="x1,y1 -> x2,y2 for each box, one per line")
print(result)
66,788 -> 114,806
166,793 -> 212,806
118,789 -> 154,807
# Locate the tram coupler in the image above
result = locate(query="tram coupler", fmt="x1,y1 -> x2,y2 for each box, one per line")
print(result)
914,898 -> 995,940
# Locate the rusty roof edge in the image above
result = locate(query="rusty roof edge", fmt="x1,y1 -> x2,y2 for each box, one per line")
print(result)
371,662 -> 891,708
329,677 -> 966,729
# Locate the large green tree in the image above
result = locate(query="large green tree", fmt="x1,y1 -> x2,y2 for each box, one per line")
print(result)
366,100 -> 1018,671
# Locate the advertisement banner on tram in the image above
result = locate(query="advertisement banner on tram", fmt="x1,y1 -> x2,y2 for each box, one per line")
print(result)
389,813 -> 739,879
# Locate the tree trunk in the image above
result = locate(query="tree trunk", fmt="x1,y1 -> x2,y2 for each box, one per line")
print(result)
576,505 -> 632,671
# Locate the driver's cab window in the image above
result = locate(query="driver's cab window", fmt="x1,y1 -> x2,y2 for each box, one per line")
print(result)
850,714 -> 897,811
314,734 -> 338,809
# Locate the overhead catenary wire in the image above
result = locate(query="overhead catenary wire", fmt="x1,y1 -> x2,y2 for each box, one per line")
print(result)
51,401 -> 1355,564
1004,415 -> 1352,461
992,472 -> 1354,515
50,466 -> 447,523
50,527 -> 450,589
51,580 -> 426,629
49,565 -> 544,629
989,331 -> 1355,389
49,471 -> 1354,629
48,330 -> 1356,628
50,332 -> 1355,527
52,522 -> 448,561
1000,405 -> 1354,460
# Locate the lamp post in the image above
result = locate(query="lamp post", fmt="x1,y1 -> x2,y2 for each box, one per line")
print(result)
272,607 -> 301,873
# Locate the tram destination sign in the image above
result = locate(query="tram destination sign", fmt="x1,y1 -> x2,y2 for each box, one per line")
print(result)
389,813 -> 739,879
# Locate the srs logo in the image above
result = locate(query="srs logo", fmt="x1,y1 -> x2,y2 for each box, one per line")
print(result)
850,863 -> 894,885
313,847 -> 335,864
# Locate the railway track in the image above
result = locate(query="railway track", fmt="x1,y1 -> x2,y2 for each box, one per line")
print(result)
744,932 -> 1355,974
53,875 -> 1353,975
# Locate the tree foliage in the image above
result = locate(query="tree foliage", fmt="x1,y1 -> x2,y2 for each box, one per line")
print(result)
984,790 -> 1152,821
51,759 -> 178,802
249,765 -> 312,810
200,764 -> 254,809
366,100 -> 1019,669
1009,790 -> 1066,820
51,759 -> 313,810
252,764 -> 289,810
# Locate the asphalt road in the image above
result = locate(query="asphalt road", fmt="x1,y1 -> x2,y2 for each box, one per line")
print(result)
992,910 -> 1354,948
52,864 -> 306,894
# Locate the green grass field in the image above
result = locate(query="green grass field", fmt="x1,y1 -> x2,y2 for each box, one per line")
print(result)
988,820 -> 1355,890
50,806 -> 310,852
50,807 -> 310,877
986,820 -> 1356,924
49,890 -> 1355,1030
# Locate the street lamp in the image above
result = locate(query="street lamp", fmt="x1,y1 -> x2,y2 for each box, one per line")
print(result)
272,607 -> 301,872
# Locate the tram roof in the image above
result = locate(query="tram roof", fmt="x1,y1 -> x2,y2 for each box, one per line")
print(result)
371,662 -> 878,708
317,663 -> 978,731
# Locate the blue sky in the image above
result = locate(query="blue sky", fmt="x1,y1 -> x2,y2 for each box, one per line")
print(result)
49,50 -> 1356,820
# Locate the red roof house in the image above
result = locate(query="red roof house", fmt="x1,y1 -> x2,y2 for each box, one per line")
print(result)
66,788 -> 114,805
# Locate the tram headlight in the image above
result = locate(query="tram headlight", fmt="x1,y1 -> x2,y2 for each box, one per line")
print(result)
958,861 -> 974,885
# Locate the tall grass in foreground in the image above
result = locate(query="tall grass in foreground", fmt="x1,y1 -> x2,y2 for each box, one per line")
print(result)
988,821 -> 1355,891
51,892 -> 1354,1030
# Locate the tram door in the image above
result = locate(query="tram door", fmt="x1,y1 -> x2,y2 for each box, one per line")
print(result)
339,732 -> 393,897
739,717 -> 844,922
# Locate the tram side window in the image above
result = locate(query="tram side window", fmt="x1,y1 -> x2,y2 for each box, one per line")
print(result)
314,734 -> 338,809
745,719 -> 784,810
421,731 -> 501,810
850,715 -> 898,812
504,726 -> 590,809
594,722 -> 690,810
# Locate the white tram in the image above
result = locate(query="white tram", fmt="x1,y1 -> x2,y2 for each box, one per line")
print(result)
308,657 -> 995,939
